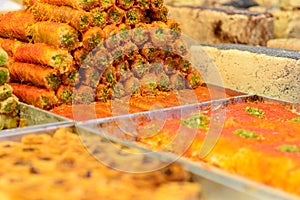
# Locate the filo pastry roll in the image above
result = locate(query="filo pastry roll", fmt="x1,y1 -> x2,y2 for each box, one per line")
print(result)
56,85 -> 73,104
28,21 -> 79,50
118,23 -> 131,43
98,0 -> 115,10
117,0 -> 134,10
0,38 -> 25,57
79,67 -> 100,88
150,6 -> 168,22
91,8 -> 107,28
73,85 -> 95,104
150,0 -> 164,11
8,62 -> 61,90
149,21 -> 169,47
107,6 -> 125,25
0,95 -> 19,115
0,47 -> 8,67
23,0 -> 98,11
10,83 -> 58,110
14,43 -> 74,74
186,70 -> 204,89
125,7 -> 145,25
95,83 -> 111,102
61,68 -> 80,86
0,114 -> 19,130
0,84 -> 13,101
73,48 -> 89,66
82,27 -> 105,51
135,0 -> 150,10
29,2 -> 91,32
0,67 -> 9,85
166,19 -> 182,40
132,23 -> 150,47
0,11 -> 35,41
103,24 -> 121,50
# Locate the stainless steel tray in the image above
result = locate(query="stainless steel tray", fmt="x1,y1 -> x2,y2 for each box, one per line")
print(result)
79,95 -> 300,200
0,103 -> 73,135
0,123 -> 267,200
0,124 -> 204,199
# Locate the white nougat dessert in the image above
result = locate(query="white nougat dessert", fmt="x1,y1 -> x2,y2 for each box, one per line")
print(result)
253,0 -> 279,7
194,44 -> 300,103
267,38 -> 300,50
168,6 -> 273,46
269,9 -> 300,38
280,0 -> 300,10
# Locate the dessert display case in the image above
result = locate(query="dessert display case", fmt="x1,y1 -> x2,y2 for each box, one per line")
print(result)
1,0 -> 300,199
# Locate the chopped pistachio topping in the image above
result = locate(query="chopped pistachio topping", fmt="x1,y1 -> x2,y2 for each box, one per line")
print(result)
0,84 -> 13,101
127,10 -> 139,24
52,55 -> 63,66
245,106 -> 265,118
89,35 -> 103,48
68,71 -> 77,82
52,55 -> 70,73
79,15 -> 90,29
0,96 -> 18,114
109,9 -> 122,22
102,0 -> 113,7
277,145 -> 300,153
119,28 -> 130,40
61,90 -> 73,102
234,129 -> 264,139
0,68 -> 9,85
138,0 -> 149,9
0,55 -> 7,66
133,27 -> 147,43
0,115 -> 19,130
82,0 -> 94,3
189,74 -> 201,88
289,117 -> 300,122
105,71 -> 115,83
172,75 -> 184,90
134,62 -> 147,77
180,60 -> 191,73
154,28 -> 167,42
46,74 -> 61,90
41,97 -> 50,108
113,83 -> 125,98
152,0 -> 163,8
93,11 -> 106,27
62,34 -> 75,47
0,47 -> 8,66
181,114 -> 210,130
158,74 -> 170,90
119,0 -> 134,8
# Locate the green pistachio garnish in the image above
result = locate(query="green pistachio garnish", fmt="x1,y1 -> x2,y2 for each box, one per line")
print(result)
181,114 -> 210,130
277,145 -> 300,153
288,117 -> 300,122
245,106 -> 265,118
62,90 -> 73,102
62,34 -> 75,46
79,16 -> 89,29
234,129 -> 264,139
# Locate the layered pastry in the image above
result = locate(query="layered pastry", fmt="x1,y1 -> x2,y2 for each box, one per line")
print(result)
0,127 -> 202,200
133,100 -> 300,196
0,47 -> 22,130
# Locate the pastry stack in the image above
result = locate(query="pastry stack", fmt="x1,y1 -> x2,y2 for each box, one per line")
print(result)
0,47 -> 21,130
0,0 -> 203,110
